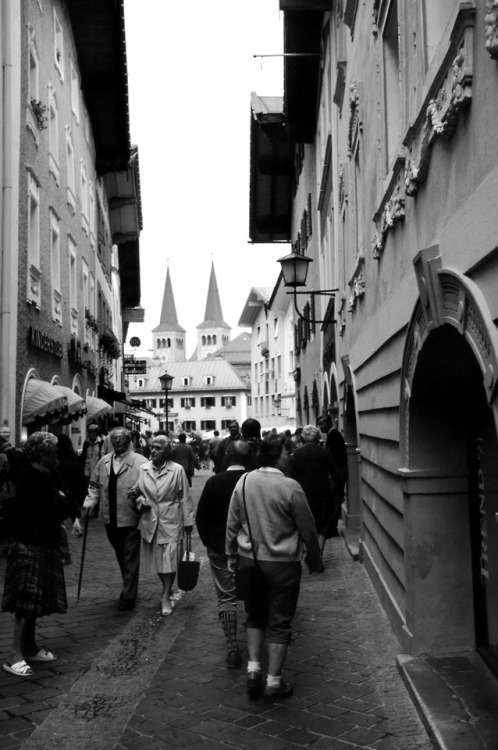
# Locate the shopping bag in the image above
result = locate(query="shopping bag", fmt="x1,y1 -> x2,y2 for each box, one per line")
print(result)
177,531 -> 200,591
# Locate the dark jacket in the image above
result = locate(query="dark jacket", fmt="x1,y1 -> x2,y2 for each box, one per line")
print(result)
172,443 -> 200,476
196,468 -> 246,554
291,442 -> 335,499
5,466 -> 77,546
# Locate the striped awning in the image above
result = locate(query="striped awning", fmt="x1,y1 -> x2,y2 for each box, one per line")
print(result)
23,379 -> 68,426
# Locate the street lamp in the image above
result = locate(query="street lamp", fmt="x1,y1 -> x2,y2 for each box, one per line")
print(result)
159,371 -> 174,436
277,251 -> 338,325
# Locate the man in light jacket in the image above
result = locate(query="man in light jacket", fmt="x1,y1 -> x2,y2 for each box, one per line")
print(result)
83,427 -> 147,611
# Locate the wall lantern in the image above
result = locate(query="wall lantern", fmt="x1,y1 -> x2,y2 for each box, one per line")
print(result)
277,251 -> 338,325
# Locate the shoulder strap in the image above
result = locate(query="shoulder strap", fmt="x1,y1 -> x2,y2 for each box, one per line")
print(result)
241,473 -> 258,563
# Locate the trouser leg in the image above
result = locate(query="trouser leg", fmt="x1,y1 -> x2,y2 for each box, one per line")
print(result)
106,524 -> 140,602
219,610 -> 240,652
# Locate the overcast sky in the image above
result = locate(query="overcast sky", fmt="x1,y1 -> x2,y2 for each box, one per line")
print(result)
122,1 -> 287,359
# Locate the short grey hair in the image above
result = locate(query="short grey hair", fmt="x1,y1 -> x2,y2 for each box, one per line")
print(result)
25,431 -> 58,461
301,424 -> 321,443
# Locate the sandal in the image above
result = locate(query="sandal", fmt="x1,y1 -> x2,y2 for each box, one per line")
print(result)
27,648 -> 57,662
3,660 -> 33,677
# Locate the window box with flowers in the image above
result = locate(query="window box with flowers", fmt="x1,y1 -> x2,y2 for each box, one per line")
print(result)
99,330 -> 121,360
31,99 -> 48,130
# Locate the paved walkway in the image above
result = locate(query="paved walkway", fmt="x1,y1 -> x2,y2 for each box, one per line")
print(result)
0,470 -> 435,749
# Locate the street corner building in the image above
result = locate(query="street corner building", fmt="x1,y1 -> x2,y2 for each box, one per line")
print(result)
0,0 -> 143,448
247,0 -> 498,673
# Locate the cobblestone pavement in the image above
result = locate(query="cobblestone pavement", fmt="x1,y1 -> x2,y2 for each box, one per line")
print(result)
0,470 -> 434,749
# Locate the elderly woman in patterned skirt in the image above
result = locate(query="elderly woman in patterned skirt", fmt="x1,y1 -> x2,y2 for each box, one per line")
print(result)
2,432 -> 75,678
131,435 -> 194,616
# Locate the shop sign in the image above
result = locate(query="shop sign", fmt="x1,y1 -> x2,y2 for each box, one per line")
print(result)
124,359 -> 147,374
29,326 -> 63,359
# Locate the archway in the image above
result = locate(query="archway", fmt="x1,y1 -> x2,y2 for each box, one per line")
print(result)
401,258 -> 498,660
341,357 -> 361,531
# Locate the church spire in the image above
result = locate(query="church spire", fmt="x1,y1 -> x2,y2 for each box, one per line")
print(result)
153,267 -> 185,333
195,262 -> 231,360
201,262 -> 229,328
152,267 -> 186,362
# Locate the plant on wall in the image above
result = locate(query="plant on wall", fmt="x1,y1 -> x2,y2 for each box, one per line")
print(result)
99,329 -> 121,360
85,308 -> 99,332
30,99 -> 48,130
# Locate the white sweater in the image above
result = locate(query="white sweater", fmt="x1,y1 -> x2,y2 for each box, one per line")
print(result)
226,468 -> 321,566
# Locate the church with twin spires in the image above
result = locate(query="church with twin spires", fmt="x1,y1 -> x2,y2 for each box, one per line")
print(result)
151,262 -> 231,364
128,262 -> 251,435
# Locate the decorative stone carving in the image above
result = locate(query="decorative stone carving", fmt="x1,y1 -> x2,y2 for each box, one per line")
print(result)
338,295 -> 347,336
338,164 -> 346,210
485,1 -> 498,59
348,81 -> 362,156
404,9 -> 474,197
372,182 -> 405,259
347,256 -> 365,311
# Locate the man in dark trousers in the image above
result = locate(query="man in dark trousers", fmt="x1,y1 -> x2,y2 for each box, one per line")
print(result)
214,420 -> 241,474
82,427 -> 147,611
196,440 -> 251,668
172,433 -> 200,487
317,414 -> 348,535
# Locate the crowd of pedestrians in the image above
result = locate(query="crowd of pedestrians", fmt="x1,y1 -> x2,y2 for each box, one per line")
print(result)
0,414 -> 348,706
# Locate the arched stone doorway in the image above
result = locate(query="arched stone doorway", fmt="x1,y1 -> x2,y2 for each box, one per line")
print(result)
400,250 -> 498,663
341,356 -> 361,532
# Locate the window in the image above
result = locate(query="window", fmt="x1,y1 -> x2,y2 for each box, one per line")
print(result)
27,171 -> 41,307
181,397 -> 196,408
137,379 -> 144,388
68,238 -> 78,335
28,37 -> 39,103
146,398 -> 157,409
82,259 -> 89,320
89,184 -> 95,245
80,160 -> 89,234
423,0 -> 456,71
66,129 -> 76,211
201,397 -> 216,408
204,376 -> 214,386
89,272 -> 95,316
48,89 -> 59,182
382,1 -> 401,172
54,9 -> 64,79
273,317 -> 278,338
159,398 -> 174,409
50,209 -> 62,323
201,420 -> 216,431
183,421 -> 197,431
222,396 -> 236,407
70,60 -> 79,120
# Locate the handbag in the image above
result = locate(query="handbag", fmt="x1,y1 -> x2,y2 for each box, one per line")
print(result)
177,530 -> 200,591
235,475 -> 265,600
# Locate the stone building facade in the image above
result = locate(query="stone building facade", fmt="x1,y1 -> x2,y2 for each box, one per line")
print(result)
251,0 -> 498,669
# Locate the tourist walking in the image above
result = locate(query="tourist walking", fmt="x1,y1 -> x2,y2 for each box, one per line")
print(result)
226,433 -> 323,703
291,424 -> 337,555
2,433 -> 75,677
82,428 -> 147,611
131,435 -> 194,616
196,441 -> 252,669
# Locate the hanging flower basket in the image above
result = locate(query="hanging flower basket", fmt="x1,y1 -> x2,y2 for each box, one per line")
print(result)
85,309 -> 99,332
99,330 -> 121,360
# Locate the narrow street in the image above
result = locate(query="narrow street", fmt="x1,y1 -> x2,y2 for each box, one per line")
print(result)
0,470 -> 434,749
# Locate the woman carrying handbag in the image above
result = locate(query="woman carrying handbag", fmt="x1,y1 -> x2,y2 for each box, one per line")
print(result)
226,433 -> 323,703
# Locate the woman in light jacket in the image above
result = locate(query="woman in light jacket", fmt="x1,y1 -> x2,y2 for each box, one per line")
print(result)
132,435 -> 194,616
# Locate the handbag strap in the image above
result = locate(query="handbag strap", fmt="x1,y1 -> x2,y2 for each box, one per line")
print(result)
241,473 -> 258,564
184,528 -> 192,560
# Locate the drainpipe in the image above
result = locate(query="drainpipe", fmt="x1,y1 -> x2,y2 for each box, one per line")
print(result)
0,0 -> 21,442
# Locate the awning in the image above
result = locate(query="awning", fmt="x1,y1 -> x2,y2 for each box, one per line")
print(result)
23,379 -> 68,426
52,385 -> 87,423
98,385 -> 131,405
86,396 -> 112,422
